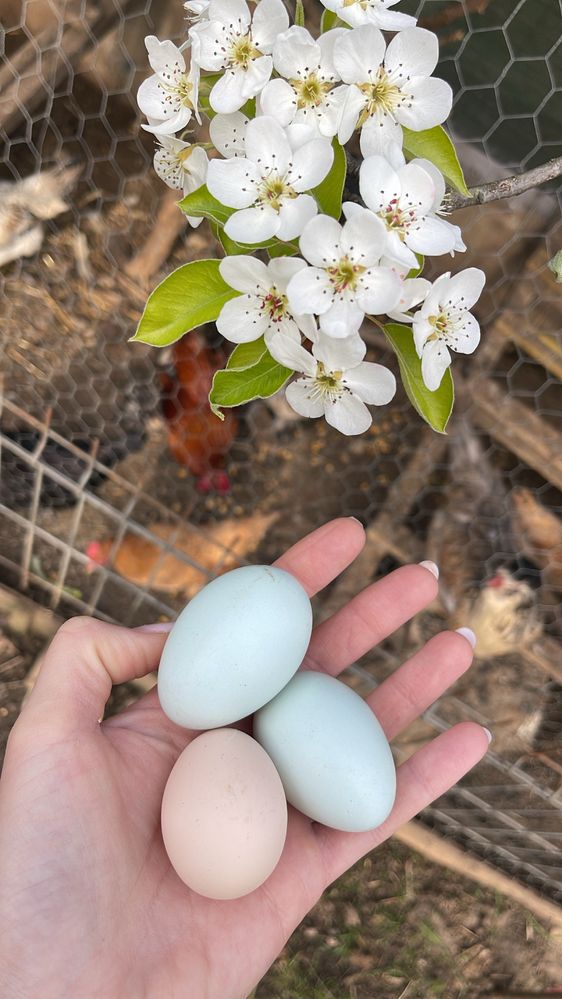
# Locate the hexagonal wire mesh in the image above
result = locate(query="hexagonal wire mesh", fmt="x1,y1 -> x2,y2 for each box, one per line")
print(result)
1,0 -> 562,905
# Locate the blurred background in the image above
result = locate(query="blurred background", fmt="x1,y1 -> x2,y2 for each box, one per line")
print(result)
1,0 -> 562,995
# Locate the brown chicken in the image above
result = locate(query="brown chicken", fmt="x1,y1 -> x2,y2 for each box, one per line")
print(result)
85,513 -> 276,597
160,332 -> 238,493
512,487 -> 562,591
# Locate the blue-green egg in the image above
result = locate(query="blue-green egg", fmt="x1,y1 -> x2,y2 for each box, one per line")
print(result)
254,671 -> 396,832
158,565 -> 313,729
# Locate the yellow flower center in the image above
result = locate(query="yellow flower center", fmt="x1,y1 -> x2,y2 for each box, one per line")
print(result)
327,257 -> 365,294
257,174 -> 297,212
313,362 -> 344,400
292,73 -> 333,109
262,287 -> 289,322
230,33 -> 260,70
379,197 -> 416,238
426,313 -> 450,341
358,68 -> 404,124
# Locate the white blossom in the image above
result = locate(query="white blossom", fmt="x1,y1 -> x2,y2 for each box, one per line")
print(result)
206,116 -> 333,243
216,255 -> 317,343
153,136 -> 208,227
184,0 -> 210,20
387,277 -> 431,323
334,27 -> 452,150
209,111 -> 249,157
259,26 -> 348,138
320,0 -> 416,31
352,155 -> 465,266
189,0 -> 289,114
268,331 -> 396,435
137,37 -> 199,136
286,213 -> 402,338
413,268 -> 486,390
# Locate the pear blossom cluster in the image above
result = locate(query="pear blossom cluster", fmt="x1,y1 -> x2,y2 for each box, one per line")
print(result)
137,0 -> 485,436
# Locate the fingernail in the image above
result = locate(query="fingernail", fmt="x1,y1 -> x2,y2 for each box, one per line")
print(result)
348,516 -> 363,525
419,560 -> 439,579
136,622 -> 173,633
483,727 -> 493,744
456,627 -> 477,649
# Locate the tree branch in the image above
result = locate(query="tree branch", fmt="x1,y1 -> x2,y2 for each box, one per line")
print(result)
445,155 -> 562,211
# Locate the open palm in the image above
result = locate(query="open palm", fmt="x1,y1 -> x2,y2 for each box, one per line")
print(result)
0,519 -> 488,999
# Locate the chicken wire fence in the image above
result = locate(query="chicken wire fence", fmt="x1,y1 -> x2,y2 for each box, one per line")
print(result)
1,0 -> 562,907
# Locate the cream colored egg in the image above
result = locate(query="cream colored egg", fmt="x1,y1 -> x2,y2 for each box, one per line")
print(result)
161,729 -> 288,900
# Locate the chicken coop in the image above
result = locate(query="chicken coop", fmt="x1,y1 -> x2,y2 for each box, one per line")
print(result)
1,0 -> 562,924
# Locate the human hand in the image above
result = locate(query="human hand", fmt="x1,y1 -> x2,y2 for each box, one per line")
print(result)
0,518 -> 489,999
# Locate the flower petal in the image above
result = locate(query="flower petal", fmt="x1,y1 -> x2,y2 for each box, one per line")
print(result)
385,27 -> 438,83
209,112 -> 249,157
319,298 -> 364,338
359,155 -> 401,213
251,0 -> 290,51
224,204 -> 280,242
219,254 -> 269,292
397,77 -> 452,131
208,0 -> 250,27
406,216 -> 459,256
338,85 -> 367,145
313,332 -> 366,369
268,337 -> 316,375
317,28 -> 348,80
259,78 -> 296,127
333,25 -> 385,84
216,294 -> 269,342
398,161 -> 436,215
145,36 -> 186,76
299,214 -> 342,266
412,158 -> 446,210
383,231 -> 419,270
210,68 -> 250,113
421,339 -> 452,391
443,268 -> 486,311
287,266 -> 334,315
344,361 -> 396,404
206,156 -> 259,208
447,311 -> 480,354
325,393 -> 372,435
267,256 -> 308,290
239,55 -> 274,100
340,211 -> 388,266
244,115 -> 291,174
189,21 -> 229,71
273,25 -> 319,78
277,194 -> 318,241
285,378 -> 325,418
355,266 -> 402,314
288,137 -> 334,191
412,315 -> 433,355
359,128 -> 405,167
264,317 -> 301,345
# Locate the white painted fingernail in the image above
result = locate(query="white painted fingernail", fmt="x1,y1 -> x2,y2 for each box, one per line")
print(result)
419,560 -> 439,579
483,727 -> 493,744
456,627 -> 477,649
136,622 -> 173,633
348,516 -> 363,525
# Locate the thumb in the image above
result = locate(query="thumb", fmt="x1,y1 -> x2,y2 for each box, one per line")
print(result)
17,617 -> 172,738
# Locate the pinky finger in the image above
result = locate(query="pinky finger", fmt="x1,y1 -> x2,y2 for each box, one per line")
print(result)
316,722 -> 490,887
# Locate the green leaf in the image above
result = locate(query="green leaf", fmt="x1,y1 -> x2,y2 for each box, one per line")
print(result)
320,9 -> 346,30
295,0 -> 305,26
268,239 -> 300,258
312,139 -> 346,219
131,259 -> 236,348
210,351 -> 292,416
408,253 -> 425,279
402,126 -> 470,196
382,322 -> 454,433
179,185 -> 234,226
226,337 -> 268,371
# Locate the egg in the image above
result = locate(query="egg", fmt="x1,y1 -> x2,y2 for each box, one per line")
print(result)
161,729 -> 288,900
254,671 -> 396,832
158,564 -> 313,729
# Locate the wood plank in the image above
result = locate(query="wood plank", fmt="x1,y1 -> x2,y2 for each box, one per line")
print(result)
471,378 -> 562,492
